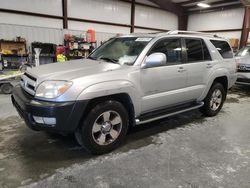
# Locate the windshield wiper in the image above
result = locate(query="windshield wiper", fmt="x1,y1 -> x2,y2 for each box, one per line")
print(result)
99,57 -> 119,64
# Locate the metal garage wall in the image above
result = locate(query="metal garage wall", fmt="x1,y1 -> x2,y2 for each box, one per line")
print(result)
188,8 -> 244,39
64,29 -> 116,46
0,23 -> 116,48
135,5 -> 178,31
67,0 -> 131,34
0,0 -> 179,46
0,23 -> 63,46
0,13 -> 63,29
68,0 -> 131,25
134,28 -> 160,33
67,21 -> 130,34
0,0 -> 62,16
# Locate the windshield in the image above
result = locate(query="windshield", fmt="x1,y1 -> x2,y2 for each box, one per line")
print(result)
236,46 -> 250,57
88,37 -> 152,65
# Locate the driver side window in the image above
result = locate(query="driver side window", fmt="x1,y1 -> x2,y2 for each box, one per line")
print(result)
149,38 -> 182,65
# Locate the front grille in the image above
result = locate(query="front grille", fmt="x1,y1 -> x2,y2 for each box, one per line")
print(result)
238,64 -> 250,72
24,72 -> 37,82
238,70 -> 250,73
21,72 -> 37,96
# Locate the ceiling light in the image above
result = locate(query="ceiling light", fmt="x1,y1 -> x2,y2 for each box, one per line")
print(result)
197,3 -> 211,8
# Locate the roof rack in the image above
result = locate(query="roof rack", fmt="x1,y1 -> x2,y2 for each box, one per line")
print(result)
166,30 -> 220,38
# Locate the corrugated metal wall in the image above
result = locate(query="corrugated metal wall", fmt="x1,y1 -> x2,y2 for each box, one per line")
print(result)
0,24 -> 63,47
0,23 -> 116,48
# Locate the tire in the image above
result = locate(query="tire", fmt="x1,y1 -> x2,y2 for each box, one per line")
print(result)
1,83 -> 13,94
201,82 -> 226,117
76,100 -> 129,155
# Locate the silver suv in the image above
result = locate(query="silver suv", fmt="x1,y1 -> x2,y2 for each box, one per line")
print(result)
235,46 -> 250,85
12,31 -> 237,154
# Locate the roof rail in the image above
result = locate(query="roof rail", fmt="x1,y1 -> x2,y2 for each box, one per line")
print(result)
166,30 -> 220,38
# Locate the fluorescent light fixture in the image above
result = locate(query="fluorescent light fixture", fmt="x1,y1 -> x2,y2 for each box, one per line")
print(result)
197,3 -> 211,8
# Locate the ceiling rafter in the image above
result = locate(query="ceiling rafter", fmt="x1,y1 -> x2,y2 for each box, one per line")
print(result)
189,3 -> 243,14
186,0 -> 241,9
176,0 -> 208,6
148,0 -> 187,15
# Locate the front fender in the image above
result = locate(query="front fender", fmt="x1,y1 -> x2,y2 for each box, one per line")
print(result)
76,80 -> 141,116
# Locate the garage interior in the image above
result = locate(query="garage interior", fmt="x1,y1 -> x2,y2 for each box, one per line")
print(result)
0,0 -> 250,187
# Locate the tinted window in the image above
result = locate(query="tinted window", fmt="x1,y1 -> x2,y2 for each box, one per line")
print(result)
202,40 -> 212,61
149,38 -> 182,64
185,39 -> 203,62
210,40 -> 233,59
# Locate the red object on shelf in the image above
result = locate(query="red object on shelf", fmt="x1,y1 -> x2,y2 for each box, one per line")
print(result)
87,29 -> 96,43
56,46 -> 66,55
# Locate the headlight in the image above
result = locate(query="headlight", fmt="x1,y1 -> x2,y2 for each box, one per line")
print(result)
35,80 -> 72,99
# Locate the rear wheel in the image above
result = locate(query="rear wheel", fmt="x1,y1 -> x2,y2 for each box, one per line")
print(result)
75,100 -> 129,155
201,82 -> 226,117
1,83 -> 13,94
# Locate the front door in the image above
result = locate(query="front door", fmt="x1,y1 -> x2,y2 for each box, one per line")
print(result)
141,38 -> 188,113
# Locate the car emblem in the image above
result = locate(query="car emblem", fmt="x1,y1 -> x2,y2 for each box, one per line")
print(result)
24,80 -> 28,87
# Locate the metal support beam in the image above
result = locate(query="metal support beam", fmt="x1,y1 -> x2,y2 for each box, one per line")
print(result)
148,0 -> 187,31
62,0 -> 68,29
240,6 -> 250,48
130,0 -> 135,33
178,14 -> 188,30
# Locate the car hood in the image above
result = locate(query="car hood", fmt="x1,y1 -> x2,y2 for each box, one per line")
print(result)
26,59 -> 122,81
235,56 -> 250,64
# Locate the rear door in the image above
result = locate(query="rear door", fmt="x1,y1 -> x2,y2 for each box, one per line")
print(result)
182,38 -> 213,101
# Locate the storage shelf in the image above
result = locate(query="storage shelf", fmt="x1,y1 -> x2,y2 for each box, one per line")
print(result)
32,54 -> 55,57
1,54 -> 28,57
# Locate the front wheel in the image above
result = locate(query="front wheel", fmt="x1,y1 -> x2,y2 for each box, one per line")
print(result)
76,100 -> 129,155
201,82 -> 226,117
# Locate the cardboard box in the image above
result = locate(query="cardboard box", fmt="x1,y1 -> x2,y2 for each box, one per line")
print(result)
229,38 -> 239,48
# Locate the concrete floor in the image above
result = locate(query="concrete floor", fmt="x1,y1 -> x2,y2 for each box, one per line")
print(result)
0,86 -> 250,188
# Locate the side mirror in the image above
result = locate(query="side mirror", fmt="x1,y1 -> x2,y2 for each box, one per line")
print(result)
142,53 -> 167,68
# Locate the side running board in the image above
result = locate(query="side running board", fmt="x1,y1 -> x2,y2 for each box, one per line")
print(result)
135,102 -> 204,125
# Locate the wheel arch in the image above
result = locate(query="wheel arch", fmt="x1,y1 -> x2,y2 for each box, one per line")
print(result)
79,93 -> 136,130
199,74 -> 229,101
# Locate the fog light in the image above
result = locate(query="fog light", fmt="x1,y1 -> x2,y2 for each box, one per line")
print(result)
43,117 -> 56,125
33,116 -> 56,126
33,116 -> 44,124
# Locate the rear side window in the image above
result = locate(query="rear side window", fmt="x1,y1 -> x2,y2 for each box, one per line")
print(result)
210,40 -> 233,59
185,39 -> 203,62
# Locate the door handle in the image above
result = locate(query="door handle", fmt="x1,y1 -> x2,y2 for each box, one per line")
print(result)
178,66 -> 186,73
206,63 -> 213,68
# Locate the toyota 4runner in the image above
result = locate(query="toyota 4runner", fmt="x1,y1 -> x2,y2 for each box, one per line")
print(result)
11,31 -> 237,154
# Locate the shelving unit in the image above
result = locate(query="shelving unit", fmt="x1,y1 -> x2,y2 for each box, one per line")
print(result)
0,40 -> 28,71
64,35 -> 96,60
31,42 -> 56,65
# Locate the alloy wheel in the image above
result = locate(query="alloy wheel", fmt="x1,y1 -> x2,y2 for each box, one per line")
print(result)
92,110 -> 122,146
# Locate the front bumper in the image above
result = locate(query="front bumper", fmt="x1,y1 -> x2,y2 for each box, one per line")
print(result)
11,85 -> 88,133
236,72 -> 250,85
